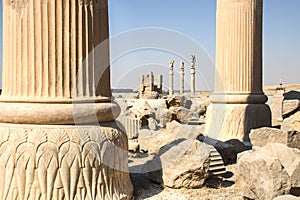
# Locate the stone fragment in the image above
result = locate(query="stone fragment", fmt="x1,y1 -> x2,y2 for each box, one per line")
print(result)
273,195 -> 300,200
237,143 -> 300,200
282,111 -> 300,132
148,117 -> 158,131
126,100 -> 154,124
167,96 -> 181,107
139,121 -> 204,154
250,127 -> 300,150
250,127 -> 287,146
190,98 -> 210,117
155,108 -> 174,128
128,139 -> 140,152
283,99 -> 300,117
281,111 -> 300,149
169,107 -> 192,124
147,140 -> 211,189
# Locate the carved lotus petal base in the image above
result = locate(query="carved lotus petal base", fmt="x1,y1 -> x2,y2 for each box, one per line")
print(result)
0,122 -> 133,200
205,103 -> 272,143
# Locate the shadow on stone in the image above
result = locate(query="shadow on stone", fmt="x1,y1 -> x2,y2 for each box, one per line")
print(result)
197,135 -> 251,165
284,90 -> 300,100
290,187 -> 300,197
129,139 -> 187,199
205,177 -> 235,189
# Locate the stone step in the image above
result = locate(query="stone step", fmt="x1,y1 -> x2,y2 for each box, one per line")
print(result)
210,151 -> 221,157
209,160 -> 225,167
208,165 -> 226,172
208,147 -> 227,177
210,156 -> 223,161
209,170 -> 227,177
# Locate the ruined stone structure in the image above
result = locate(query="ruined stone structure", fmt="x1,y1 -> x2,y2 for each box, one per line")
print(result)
169,60 -> 174,95
120,116 -> 141,140
0,0 -> 133,199
270,89 -> 284,126
180,61 -> 185,95
139,72 -> 163,99
205,0 -> 271,142
190,55 -> 196,96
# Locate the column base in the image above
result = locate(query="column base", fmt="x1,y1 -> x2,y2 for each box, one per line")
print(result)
205,103 -> 271,142
0,100 -> 121,124
0,122 -> 133,200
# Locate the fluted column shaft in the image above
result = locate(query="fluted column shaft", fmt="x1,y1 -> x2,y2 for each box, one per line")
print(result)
205,0 -> 271,142
0,0 -> 120,125
180,61 -> 184,95
169,60 -> 174,95
2,0 -> 111,100
212,0 -> 267,104
190,55 -> 196,96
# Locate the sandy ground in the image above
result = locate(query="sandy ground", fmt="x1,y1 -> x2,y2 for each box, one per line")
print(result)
129,153 -> 243,200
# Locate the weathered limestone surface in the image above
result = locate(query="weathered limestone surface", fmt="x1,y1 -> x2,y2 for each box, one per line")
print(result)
283,99 -> 300,117
250,127 -> 300,149
1,0 -> 119,124
139,121 -> 204,154
205,0 -> 271,142
0,123 -> 132,200
273,195 -> 300,200
190,55 -> 196,96
180,61 -> 185,95
282,111 -> 300,132
237,143 -> 300,200
0,0 -> 133,199
169,60 -> 174,95
270,90 -> 284,126
147,140 -> 211,189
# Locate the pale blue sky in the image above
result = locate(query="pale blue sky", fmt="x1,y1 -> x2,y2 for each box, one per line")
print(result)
0,0 -> 299,91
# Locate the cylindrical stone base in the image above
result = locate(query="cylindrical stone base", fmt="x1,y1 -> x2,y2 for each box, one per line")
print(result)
0,122 -> 133,200
0,101 -> 121,124
205,103 -> 271,142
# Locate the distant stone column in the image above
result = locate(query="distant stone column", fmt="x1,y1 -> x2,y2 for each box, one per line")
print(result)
205,0 -> 271,142
0,0 -> 133,199
169,60 -> 174,95
180,61 -> 185,95
190,55 -> 196,96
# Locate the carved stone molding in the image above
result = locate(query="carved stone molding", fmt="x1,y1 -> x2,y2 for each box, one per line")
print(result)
0,122 -> 133,200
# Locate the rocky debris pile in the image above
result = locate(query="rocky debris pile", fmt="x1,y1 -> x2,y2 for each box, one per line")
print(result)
237,143 -> 300,200
125,95 -> 209,128
121,95 -> 209,153
236,110 -> 300,199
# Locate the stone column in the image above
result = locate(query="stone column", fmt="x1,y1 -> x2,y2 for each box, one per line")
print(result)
270,89 -> 284,126
190,55 -> 196,96
180,61 -> 185,95
169,60 -> 174,95
205,0 -> 271,142
0,0 -> 133,199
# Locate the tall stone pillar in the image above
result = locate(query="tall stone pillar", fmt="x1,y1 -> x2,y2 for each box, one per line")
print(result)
205,0 -> 271,142
180,61 -> 185,95
190,55 -> 196,96
169,60 -> 174,95
0,0 -> 133,199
